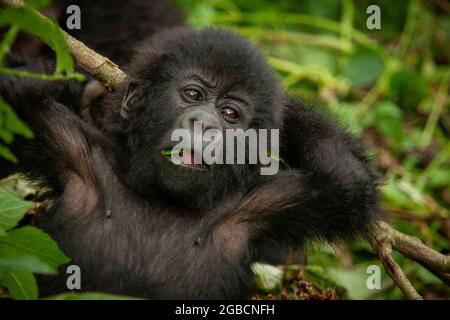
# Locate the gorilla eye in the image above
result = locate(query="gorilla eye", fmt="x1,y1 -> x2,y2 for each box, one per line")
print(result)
183,87 -> 204,102
220,106 -> 239,122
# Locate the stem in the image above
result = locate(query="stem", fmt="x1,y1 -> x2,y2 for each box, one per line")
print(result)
396,0 -> 420,59
340,0 -> 354,44
0,25 -> 19,65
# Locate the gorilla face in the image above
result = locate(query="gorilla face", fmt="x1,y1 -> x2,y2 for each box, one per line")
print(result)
120,28 -> 284,209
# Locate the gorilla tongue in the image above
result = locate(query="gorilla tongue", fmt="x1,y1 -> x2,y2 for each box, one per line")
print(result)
181,151 -> 196,165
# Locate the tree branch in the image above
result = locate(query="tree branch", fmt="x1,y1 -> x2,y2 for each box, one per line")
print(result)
370,220 -> 450,299
0,0 -> 127,90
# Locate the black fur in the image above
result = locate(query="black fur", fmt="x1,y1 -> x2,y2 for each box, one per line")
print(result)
0,27 -> 380,299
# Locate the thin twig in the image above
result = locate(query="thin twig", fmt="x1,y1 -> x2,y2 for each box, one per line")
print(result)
370,223 -> 423,300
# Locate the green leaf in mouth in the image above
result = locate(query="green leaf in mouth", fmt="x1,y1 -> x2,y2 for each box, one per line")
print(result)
161,149 -> 183,156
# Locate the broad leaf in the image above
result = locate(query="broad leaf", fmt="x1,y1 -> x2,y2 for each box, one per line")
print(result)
0,255 -> 56,276
0,269 -> 38,300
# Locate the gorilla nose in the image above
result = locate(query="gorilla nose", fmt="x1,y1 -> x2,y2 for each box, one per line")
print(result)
179,109 -> 223,132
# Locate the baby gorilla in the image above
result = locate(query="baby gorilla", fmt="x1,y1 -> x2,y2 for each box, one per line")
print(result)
0,28 -> 380,299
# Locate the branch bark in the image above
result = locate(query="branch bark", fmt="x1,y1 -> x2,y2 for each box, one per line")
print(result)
0,0 -> 127,90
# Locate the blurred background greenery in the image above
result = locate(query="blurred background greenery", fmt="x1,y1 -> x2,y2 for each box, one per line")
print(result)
170,0 -> 450,299
0,0 -> 449,300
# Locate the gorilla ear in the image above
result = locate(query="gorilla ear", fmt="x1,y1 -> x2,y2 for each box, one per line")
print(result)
121,80 -> 145,119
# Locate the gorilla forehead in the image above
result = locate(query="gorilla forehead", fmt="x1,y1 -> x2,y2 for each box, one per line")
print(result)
128,27 -> 284,125
133,28 -> 274,81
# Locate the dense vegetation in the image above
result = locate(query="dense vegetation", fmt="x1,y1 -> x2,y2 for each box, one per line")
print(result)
0,0 -> 449,299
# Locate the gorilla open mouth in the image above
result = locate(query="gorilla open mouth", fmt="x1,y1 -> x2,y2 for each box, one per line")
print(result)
161,149 -> 209,171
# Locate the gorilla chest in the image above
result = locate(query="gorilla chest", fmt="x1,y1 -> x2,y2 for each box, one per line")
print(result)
49,194 -> 252,298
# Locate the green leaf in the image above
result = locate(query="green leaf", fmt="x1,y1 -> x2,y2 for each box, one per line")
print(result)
389,70 -> 429,111
427,169 -> 450,189
327,266 -> 375,299
0,6 -> 74,74
343,48 -> 384,87
187,3 -> 216,27
47,292 -> 138,300
373,101 -> 405,143
252,262 -> 283,291
0,269 -> 38,300
0,129 -> 14,144
0,255 -> 56,276
0,144 -> 17,163
304,265 -> 347,293
25,0 -> 51,9
299,47 -> 337,75
0,191 -> 32,231
0,226 -> 70,268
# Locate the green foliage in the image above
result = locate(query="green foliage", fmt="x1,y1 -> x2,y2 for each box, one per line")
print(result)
0,1 -> 84,163
390,70 -> 429,111
176,0 -> 450,299
0,6 -> 73,74
0,97 -> 33,163
373,101 -> 405,145
0,1 -> 127,301
0,227 -> 70,269
304,265 -> 348,296
47,292 -> 138,300
343,48 -> 384,87
0,0 -> 448,300
25,0 -> 51,9
0,191 -> 32,233
2,269 -> 39,300
252,262 -> 283,292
